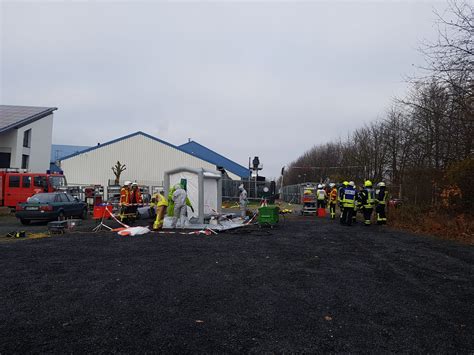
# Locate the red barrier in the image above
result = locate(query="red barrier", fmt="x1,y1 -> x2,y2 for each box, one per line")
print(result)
93,204 -> 113,220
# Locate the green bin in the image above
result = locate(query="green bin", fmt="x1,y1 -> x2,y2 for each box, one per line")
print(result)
258,206 -> 280,225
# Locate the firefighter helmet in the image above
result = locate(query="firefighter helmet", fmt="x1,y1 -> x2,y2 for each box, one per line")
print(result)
364,180 -> 373,187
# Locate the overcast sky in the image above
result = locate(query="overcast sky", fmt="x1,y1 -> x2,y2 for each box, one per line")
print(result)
1,1 -> 447,178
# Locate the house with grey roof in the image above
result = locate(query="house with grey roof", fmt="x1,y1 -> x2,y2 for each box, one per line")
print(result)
0,105 -> 57,172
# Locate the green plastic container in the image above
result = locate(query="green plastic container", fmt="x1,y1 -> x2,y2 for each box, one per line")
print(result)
258,206 -> 280,225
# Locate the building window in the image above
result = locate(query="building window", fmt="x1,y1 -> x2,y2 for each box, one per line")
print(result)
23,129 -> 31,148
0,152 -> 10,168
9,176 -> 20,188
21,155 -> 29,169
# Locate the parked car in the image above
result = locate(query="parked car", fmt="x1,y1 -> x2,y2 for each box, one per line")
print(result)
15,192 -> 88,225
389,198 -> 405,208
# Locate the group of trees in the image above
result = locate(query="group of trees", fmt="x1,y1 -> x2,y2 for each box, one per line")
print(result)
283,1 -> 473,209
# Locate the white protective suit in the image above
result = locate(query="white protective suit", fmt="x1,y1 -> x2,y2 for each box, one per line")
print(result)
238,185 -> 248,218
171,184 -> 188,228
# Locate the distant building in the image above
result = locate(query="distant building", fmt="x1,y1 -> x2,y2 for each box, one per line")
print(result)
50,144 -> 90,172
179,140 -> 250,180
0,105 -> 57,171
58,131 -> 219,195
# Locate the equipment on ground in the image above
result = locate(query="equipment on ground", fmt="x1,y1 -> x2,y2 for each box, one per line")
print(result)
47,219 -> 82,234
317,208 -> 326,217
6,231 -> 26,238
83,185 -> 104,208
258,205 -> 280,227
301,184 -> 317,215
93,204 -> 113,220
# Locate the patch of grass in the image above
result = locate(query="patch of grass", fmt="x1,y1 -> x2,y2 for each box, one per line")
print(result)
389,206 -> 474,244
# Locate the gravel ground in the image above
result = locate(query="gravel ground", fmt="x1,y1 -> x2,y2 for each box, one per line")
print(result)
0,215 -> 472,353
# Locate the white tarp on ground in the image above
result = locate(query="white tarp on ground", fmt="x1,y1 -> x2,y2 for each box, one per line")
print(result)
162,216 -> 246,231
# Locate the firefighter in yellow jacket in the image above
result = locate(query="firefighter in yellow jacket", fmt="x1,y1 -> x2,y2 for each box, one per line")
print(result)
152,191 -> 169,230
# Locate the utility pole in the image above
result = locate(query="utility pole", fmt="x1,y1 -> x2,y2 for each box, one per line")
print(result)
251,156 -> 262,199
280,166 -> 285,200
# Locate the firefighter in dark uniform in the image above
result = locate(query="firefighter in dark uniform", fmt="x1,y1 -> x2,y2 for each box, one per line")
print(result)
349,181 -> 358,224
358,180 -> 376,226
339,181 -> 349,224
341,181 -> 356,226
375,182 -> 388,224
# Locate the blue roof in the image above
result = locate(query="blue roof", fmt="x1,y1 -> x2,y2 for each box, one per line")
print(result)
49,162 -> 63,173
179,141 -> 250,178
51,144 -> 91,162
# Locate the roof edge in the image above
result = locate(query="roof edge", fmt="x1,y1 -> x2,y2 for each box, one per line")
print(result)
179,140 -> 249,177
59,131 -> 232,171
0,107 -> 57,134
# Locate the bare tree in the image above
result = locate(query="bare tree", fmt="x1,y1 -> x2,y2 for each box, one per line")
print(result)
112,161 -> 127,185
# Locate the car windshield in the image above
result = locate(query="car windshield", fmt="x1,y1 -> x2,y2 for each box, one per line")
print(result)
28,193 -> 57,203
49,176 -> 67,189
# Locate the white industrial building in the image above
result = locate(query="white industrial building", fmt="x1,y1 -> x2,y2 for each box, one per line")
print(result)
59,131 -> 220,196
0,105 -> 57,172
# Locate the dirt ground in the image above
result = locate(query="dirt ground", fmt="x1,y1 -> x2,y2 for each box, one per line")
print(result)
0,213 -> 472,353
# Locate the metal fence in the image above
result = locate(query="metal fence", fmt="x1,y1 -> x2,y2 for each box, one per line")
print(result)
70,178 -> 275,204
280,182 -> 318,204
222,178 -> 274,202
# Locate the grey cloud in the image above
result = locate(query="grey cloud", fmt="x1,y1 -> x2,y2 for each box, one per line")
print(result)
1,1 -> 447,178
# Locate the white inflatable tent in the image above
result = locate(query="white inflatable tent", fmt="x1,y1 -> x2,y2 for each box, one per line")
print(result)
164,167 -> 222,224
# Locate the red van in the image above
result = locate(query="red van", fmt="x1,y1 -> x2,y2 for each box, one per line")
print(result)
0,170 -> 68,208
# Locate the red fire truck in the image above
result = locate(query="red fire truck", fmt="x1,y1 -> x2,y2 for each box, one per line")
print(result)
0,169 -> 68,208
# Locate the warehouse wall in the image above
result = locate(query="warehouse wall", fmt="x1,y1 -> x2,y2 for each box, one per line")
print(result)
59,133 -> 216,195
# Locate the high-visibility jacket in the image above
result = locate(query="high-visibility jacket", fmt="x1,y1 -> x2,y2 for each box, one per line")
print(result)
151,193 -> 168,208
341,186 -> 356,208
316,189 -> 327,201
359,188 -> 375,208
329,188 -> 338,204
375,188 -> 388,205
130,189 -> 143,204
120,187 -> 130,205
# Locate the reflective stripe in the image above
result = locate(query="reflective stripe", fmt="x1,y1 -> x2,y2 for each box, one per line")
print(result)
342,188 -> 355,207
317,190 -> 326,200
363,188 -> 375,208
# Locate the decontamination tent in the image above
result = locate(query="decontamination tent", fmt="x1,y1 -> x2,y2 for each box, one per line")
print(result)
164,167 -> 222,224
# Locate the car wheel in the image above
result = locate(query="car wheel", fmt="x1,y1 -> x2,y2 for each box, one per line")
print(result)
20,218 -> 30,225
80,208 -> 88,220
58,211 -> 65,221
